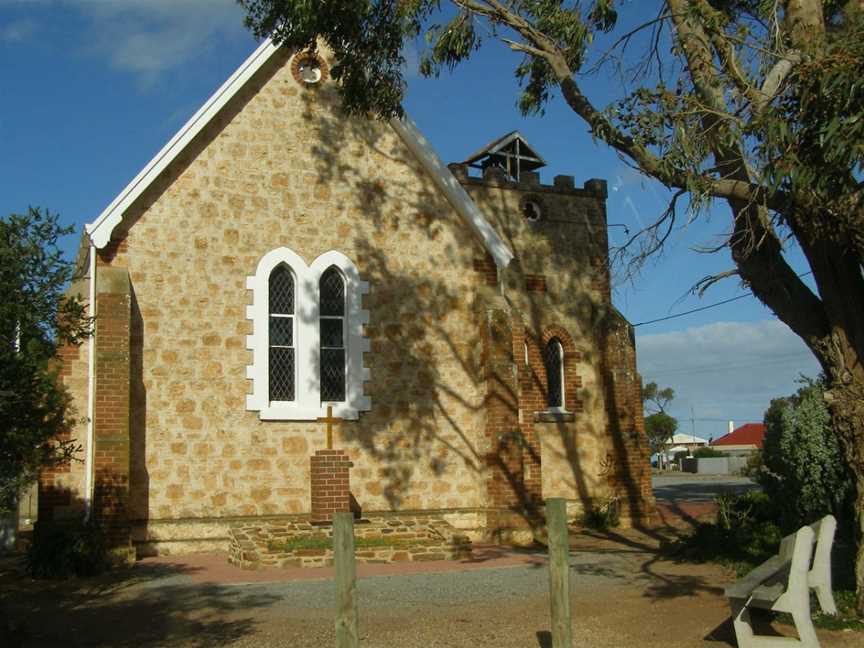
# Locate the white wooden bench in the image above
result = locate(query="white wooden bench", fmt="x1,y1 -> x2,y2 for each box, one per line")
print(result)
725,514 -> 838,648
808,515 -> 837,616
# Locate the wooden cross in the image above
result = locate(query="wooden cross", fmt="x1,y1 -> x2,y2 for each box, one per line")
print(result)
317,405 -> 340,450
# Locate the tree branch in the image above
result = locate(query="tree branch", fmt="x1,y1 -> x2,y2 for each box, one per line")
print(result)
692,0 -> 765,107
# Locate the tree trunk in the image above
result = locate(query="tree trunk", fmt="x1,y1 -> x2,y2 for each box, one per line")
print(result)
825,368 -> 864,612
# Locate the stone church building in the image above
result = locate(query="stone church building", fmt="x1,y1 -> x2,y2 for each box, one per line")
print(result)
42,40 -> 654,557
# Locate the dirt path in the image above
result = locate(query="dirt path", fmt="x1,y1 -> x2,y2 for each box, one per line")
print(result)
2,529 -> 861,648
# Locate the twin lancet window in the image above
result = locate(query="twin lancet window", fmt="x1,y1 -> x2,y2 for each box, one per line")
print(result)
266,265 -> 347,404
246,248 -> 371,421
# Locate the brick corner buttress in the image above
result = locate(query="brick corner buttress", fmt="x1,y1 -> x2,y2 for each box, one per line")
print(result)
93,266 -> 134,561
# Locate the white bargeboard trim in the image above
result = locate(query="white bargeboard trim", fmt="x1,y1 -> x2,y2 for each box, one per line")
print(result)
84,39 -> 513,268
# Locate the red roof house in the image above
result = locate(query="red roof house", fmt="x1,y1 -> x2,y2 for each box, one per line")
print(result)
712,423 -> 766,451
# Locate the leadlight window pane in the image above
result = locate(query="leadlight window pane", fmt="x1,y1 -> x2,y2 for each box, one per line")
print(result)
269,317 -> 293,347
269,347 -> 295,401
320,349 -> 346,401
319,266 -> 346,403
269,264 -> 294,314
320,318 -> 343,348
269,264 -> 295,402
544,339 -> 563,408
320,267 -> 345,316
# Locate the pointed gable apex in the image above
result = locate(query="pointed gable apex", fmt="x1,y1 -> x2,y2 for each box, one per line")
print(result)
85,39 -> 514,269
462,130 -> 546,181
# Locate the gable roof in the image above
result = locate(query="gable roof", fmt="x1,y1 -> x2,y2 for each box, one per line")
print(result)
85,39 -> 514,269
462,130 -> 546,182
713,423 -> 766,449
463,130 -> 546,169
665,433 -> 710,445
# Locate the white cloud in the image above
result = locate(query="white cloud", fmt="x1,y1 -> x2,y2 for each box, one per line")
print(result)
637,320 -> 822,441
68,0 -> 249,81
0,19 -> 36,43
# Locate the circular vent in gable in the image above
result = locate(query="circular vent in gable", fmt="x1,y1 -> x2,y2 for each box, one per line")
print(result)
291,52 -> 329,86
522,198 -> 543,223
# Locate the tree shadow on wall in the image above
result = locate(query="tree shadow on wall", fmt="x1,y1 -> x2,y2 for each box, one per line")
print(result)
290,77 -> 654,527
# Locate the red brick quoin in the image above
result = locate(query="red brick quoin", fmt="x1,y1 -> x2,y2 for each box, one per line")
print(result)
310,450 -> 352,525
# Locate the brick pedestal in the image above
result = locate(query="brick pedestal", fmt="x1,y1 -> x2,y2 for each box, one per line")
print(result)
310,450 -> 351,525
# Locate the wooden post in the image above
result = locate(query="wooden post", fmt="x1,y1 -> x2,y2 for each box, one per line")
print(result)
333,512 -> 359,648
546,498 -> 572,648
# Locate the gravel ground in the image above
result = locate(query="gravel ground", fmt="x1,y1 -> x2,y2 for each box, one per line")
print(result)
4,528 -> 861,648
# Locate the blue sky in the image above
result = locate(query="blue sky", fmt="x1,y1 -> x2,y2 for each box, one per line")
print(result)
0,0 -> 821,440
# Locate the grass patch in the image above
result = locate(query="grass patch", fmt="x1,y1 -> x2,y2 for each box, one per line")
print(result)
813,590 -> 864,631
266,534 -> 441,553
267,535 -> 330,552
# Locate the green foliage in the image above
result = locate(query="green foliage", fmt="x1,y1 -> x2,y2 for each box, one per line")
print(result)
239,1 -> 619,118
645,412 -> 678,455
759,13 -> 864,212
642,381 -> 675,412
267,534 -> 330,552
266,534 -> 438,552
742,451 -> 763,478
677,490 -> 864,629
758,378 -> 853,531
675,491 -> 783,573
579,496 -> 621,531
26,520 -> 107,579
809,589 -> 864,631
0,208 -> 89,512
694,446 -> 725,458
642,381 -> 677,457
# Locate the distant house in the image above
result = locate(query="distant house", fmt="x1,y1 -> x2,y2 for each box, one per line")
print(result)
712,423 -> 766,457
663,433 -> 710,458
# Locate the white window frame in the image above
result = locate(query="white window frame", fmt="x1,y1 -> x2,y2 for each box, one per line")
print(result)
246,248 -> 371,420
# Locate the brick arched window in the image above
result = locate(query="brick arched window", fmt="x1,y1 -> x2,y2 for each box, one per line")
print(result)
543,337 -> 565,410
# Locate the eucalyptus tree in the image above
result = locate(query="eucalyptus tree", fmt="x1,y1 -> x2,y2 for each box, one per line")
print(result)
238,0 -> 864,604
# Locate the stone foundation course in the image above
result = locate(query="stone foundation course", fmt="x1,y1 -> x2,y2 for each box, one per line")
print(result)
229,513 -> 472,569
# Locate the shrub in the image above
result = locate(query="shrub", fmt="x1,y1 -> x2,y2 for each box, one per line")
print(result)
758,378 -> 852,531
675,491 -> 783,572
580,496 -> 621,531
26,519 -> 107,578
694,447 -> 725,458
742,451 -> 763,478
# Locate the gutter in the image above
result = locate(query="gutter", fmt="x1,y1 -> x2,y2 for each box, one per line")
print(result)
389,115 -> 514,270
83,238 -> 96,520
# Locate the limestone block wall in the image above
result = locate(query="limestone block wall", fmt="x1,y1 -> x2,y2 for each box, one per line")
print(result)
459,170 -> 652,522
93,49 -> 491,541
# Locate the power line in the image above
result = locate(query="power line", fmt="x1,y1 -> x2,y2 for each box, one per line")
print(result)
646,352 -> 815,377
632,271 -> 814,328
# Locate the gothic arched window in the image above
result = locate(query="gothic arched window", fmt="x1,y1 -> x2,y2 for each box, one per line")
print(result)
319,266 -> 346,402
246,248 -> 371,420
543,338 -> 564,409
268,264 -> 295,402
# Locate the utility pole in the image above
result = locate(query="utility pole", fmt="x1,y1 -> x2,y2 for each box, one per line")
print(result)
690,405 -> 696,456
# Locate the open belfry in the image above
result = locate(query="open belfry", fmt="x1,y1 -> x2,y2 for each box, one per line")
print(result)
43,40 -> 654,564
